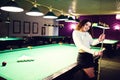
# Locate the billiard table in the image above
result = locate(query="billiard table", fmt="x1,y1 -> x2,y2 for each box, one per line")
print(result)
0,37 -> 24,50
94,39 -> 119,57
0,37 -> 22,41
0,43 -> 101,80
94,39 -> 119,50
23,36 -> 68,46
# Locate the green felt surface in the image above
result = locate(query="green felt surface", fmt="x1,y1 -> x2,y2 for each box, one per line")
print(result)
94,39 -> 118,44
0,44 -> 100,80
0,37 -> 22,41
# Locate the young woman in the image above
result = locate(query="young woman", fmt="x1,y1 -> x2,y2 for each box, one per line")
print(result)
72,19 -> 105,80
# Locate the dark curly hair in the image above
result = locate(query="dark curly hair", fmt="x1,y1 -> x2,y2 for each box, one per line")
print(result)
76,19 -> 92,30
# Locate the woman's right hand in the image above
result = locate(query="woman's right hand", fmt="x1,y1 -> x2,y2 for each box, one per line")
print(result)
98,34 -> 105,42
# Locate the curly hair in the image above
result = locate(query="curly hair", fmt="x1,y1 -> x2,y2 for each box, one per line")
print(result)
76,19 -> 92,30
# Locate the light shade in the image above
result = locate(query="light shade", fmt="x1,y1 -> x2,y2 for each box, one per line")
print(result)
43,11 -> 57,19
26,6 -> 44,16
0,0 -> 24,12
75,18 -> 80,22
92,23 -> 110,29
56,15 -> 68,21
65,16 -> 76,22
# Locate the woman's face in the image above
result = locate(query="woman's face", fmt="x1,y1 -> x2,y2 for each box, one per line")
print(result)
81,22 -> 91,32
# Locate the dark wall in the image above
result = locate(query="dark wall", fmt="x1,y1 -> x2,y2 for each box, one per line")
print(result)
0,10 -> 9,37
59,15 -> 120,40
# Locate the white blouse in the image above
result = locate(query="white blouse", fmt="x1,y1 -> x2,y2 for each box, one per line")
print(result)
72,30 -> 99,54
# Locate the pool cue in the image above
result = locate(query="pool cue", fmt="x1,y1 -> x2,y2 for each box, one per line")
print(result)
97,28 -> 105,80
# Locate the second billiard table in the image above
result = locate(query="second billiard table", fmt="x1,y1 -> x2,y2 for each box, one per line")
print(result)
0,37 -> 23,50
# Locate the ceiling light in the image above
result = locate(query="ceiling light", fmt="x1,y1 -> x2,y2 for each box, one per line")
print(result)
75,18 -> 80,22
0,0 -> 24,12
43,11 -> 57,19
26,6 -> 44,16
65,16 -> 76,22
56,15 -> 68,21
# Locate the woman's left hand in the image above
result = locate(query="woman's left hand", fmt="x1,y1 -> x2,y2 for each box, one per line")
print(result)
98,34 -> 105,42
94,51 -> 103,56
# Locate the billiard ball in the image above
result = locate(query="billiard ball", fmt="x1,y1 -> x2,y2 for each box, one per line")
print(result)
2,61 -> 7,66
27,46 -> 32,49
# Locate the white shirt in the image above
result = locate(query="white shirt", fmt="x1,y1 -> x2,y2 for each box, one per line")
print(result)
72,30 -> 99,54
